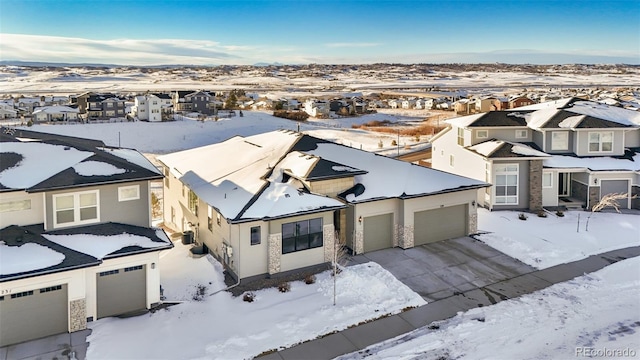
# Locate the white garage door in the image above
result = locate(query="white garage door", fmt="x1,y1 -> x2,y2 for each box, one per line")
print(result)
414,204 -> 467,245
0,284 -> 68,347
96,265 -> 147,319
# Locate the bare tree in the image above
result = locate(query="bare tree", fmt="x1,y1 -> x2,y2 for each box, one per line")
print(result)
332,231 -> 348,306
585,192 -> 633,231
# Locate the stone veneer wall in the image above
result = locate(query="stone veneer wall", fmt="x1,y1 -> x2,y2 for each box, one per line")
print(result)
323,224 -> 335,262
354,230 -> 364,255
70,298 -> 87,332
268,233 -> 282,275
588,187 -> 600,211
469,213 -> 478,234
571,180 -> 588,205
395,224 -> 414,249
528,160 -> 543,211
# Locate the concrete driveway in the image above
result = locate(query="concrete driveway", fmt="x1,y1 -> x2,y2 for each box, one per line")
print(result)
346,237 -> 535,302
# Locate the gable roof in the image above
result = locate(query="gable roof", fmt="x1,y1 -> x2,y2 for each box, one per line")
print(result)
0,129 -> 162,193
447,111 -> 533,128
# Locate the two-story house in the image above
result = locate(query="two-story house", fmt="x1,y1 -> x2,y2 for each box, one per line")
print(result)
431,98 -> 640,211
158,130 -> 487,285
303,99 -> 330,118
0,129 -> 172,347
132,94 -> 162,122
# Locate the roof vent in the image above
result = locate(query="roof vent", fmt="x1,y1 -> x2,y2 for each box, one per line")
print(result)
64,146 -> 70,150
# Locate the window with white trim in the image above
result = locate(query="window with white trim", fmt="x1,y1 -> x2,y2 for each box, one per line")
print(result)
0,199 -> 31,213
542,171 -> 553,188
118,185 -> 140,202
494,164 -> 518,204
188,190 -> 198,216
588,132 -> 613,152
476,130 -> 488,139
449,154 -> 455,167
53,190 -> 99,227
515,129 -> 528,139
551,131 -> 568,150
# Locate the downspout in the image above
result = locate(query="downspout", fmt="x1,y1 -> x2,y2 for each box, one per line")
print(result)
209,221 -> 241,296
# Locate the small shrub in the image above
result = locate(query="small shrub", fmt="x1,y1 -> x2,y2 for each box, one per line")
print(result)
26,119 -> 33,127
556,210 -> 565,217
278,282 -> 291,293
391,139 -> 397,146
243,292 -> 255,303
518,213 -> 528,221
304,274 -> 316,284
537,210 -> 547,218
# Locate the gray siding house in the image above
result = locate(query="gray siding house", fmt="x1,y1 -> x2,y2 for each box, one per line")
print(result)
431,98 -> 640,210
0,129 -> 172,347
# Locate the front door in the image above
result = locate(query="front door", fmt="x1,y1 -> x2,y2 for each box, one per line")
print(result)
558,172 -> 570,197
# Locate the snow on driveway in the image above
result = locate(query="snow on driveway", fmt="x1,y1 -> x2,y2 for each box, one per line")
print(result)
86,241 -> 426,359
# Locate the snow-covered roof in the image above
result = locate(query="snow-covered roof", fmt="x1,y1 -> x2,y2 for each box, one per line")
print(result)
445,113 -> 485,128
32,105 -> 79,115
468,140 -> 550,158
543,152 -> 640,171
523,98 -> 640,130
0,130 -> 162,192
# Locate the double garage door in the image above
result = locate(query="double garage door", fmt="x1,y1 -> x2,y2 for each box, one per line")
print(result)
362,204 -> 468,252
0,284 -> 68,347
97,265 -> 147,319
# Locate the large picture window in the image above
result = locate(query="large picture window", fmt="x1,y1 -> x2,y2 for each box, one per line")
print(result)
282,218 -> 323,254
53,190 -> 99,227
494,164 -> 518,204
588,132 -> 613,152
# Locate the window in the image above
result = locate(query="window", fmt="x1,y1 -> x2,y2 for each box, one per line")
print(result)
107,102 -> 113,108
494,164 -> 518,204
182,184 -> 185,197
282,218 -> 323,254
551,131 -> 568,150
99,269 -> 119,276
118,185 -> 140,202
188,190 -> 198,216
40,285 -> 62,293
516,129 -> 528,139
11,290 -> 34,299
0,199 -> 31,213
164,168 -> 170,188
105,110 -> 115,116
208,207 -> 214,231
53,190 -> 99,227
124,265 -> 143,272
251,226 -> 261,245
216,213 -> 221,226
542,171 -> 553,188
457,128 -> 465,146
588,132 -> 613,152
449,154 -> 455,167
476,130 -> 488,139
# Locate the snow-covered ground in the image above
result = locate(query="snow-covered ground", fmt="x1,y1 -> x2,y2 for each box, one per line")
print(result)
6,110 -> 430,157
86,240 -> 425,360
477,208 -> 640,269
339,257 -> 640,360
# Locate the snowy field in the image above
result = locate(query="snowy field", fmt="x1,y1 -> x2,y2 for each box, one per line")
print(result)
340,257 -> 640,360
477,209 -> 640,269
6,110 -> 431,157
86,241 -> 425,360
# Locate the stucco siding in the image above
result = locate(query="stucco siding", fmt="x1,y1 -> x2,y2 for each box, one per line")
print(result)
237,221 -> 269,278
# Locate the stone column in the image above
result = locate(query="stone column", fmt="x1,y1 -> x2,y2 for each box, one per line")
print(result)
268,233 -> 282,275
323,224 -> 335,262
70,298 -> 87,332
469,213 -> 478,234
354,230 -> 364,255
529,160 -> 543,211
588,187 -> 600,211
397,224 -> 414,249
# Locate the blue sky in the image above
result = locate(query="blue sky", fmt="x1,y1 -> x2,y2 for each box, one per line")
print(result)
1,0 -> 639,65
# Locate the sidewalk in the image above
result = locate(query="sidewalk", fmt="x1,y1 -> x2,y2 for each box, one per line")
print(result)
257,246 -> 640,360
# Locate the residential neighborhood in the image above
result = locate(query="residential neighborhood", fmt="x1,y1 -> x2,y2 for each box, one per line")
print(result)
0,63 -> 639,359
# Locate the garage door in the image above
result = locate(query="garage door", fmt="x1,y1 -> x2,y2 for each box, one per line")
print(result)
414,204 -> 467,245
600,180 -> 629,200
96,265 -> 146,319
363,213 -> 393,252
0,284 -> 68,347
